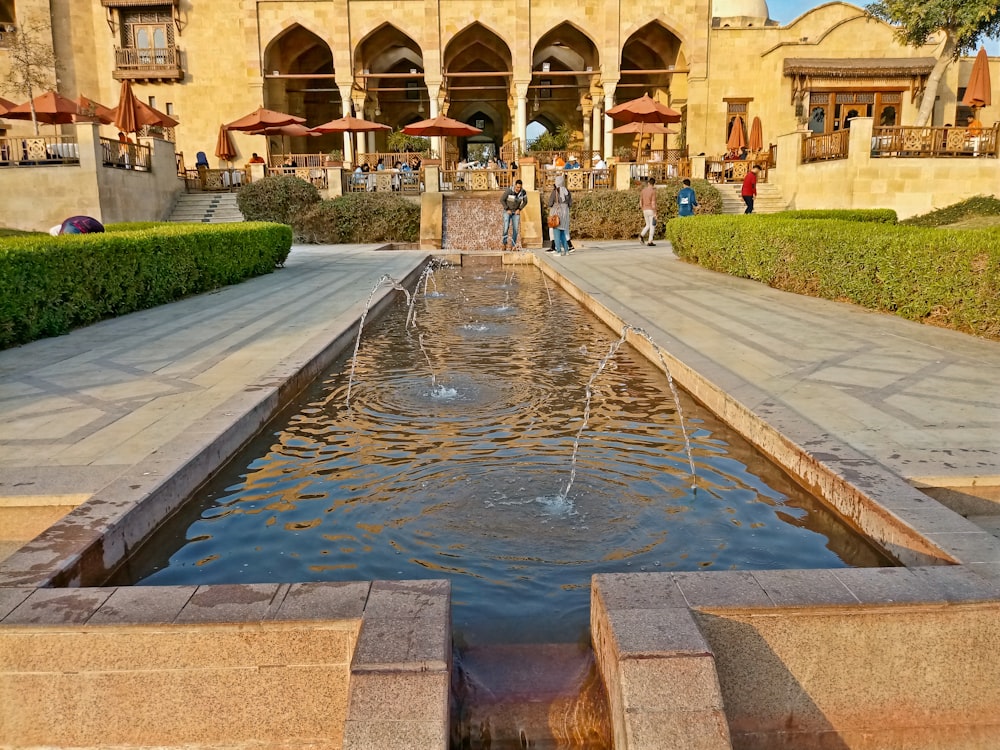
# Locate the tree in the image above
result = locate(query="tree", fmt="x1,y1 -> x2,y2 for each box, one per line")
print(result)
866,1 -> 1000,126
1,12 -> 57,135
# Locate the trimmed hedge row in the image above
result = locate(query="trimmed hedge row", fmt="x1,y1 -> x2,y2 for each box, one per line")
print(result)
764,209 -> 897,224
665,215 -> 1000,340
293,192 -> 421,244
0,222 -> 292,348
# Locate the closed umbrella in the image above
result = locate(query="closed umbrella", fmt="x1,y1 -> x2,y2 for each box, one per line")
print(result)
226,107 -> 305,132
112,80 -> 179,134
962,47 -> 992,113
748,116 -> 763,152
215,124 -> 237,162
726,114 -> 747,151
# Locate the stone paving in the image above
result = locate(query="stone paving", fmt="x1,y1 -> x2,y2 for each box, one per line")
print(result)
1,241 -> 999,563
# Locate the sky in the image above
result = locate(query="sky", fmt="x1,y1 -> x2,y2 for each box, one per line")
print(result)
768,0 -> 1000,55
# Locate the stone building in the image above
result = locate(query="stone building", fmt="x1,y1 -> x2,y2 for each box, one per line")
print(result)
0,0 -> 994,166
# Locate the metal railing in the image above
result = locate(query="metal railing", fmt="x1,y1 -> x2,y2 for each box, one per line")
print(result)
801,131 -> 850,163
100,137 -> 151,171
870,125 -> 999,158
0,135 -> 80,166
113,46 -> 183,79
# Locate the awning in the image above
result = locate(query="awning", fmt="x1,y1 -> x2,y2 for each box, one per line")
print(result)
101,0 -> 177,7
783,58 -> 936,78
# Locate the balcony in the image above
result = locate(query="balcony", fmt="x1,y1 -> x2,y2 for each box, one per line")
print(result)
113,46 -> 183,81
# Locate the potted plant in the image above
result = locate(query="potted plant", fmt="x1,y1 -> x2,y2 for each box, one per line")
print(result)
325,149 -> 344,167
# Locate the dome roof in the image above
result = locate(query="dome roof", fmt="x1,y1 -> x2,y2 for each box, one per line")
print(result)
713,0 -> 769,19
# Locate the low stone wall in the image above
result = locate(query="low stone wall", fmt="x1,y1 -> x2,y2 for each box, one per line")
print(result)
775,118 -> 1000,219
0,579 -> 451,749
592,568 -> 1000,750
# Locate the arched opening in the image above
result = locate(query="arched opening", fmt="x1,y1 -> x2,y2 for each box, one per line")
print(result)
528,23 -> 599,159
617,22 -> 685,157
356,24 -> 424,151
262,24 -> 337,155
443,23 -> 513,163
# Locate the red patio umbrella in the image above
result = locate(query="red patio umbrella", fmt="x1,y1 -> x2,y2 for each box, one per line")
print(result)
962,47 -> 992,112
0,97 -> 16,117
76,95 -> 116,125
5,91 -> 82,133
610,121 -> 677,135
113,79 -> 140,134
606,93 -> 681,124
310,113 -> 391,134
226,107 -> 306,132
215,124 -> 237,162
402,113 -> 482,137
748,116 -> 764,152
726,114 -> 747,151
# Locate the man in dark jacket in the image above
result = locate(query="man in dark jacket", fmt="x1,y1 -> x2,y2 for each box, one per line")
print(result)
500,179 -> 527,250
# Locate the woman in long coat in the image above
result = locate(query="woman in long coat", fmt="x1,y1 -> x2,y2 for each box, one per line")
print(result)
547,174 -> 572,255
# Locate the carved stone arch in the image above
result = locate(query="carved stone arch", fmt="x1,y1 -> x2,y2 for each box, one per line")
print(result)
619,20 -> 686,103
443,22 -> 514,138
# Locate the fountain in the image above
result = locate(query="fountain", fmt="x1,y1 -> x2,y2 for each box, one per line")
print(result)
107,259 -> 893,748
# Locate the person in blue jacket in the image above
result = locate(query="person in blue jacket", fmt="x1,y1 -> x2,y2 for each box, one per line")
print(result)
676,179 -> 698,217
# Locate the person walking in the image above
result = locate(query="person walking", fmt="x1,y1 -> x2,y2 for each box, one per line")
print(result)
741,165 -> 761,214
547,174 -> 572,256
638,176 -> 657,246
500,179 -> 527,250
676,178 -> 698,217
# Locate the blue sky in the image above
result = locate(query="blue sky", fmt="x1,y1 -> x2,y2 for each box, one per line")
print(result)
768,0 -> 1000,55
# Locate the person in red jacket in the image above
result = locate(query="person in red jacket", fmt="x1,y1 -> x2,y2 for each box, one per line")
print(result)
741,165 -> 761,214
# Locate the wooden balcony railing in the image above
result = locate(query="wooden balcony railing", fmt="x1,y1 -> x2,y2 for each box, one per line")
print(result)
185,167 -> 247,192
704,156 -> 771,183
871,125 -> 999,158
113,46 -> 183,81
344,168 -> 422,193
99,137 -> 151,171
442,168 -> 516,191
0,136 -> 80,166
802,131 -> 850,163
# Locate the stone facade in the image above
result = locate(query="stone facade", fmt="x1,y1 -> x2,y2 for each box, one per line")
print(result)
1,0 -> 995,169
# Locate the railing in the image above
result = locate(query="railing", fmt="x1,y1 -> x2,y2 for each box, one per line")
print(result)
537,166 -> 614,193
801,131 -> 850,163
441,168 -> 515,191
184,167 -> 247,192
267,165 -> 328,189
0,135 -> 80,166
344,168 -> 422,193
0,23 -> 15,48
100,137 -> 151,171
704,156 -> 771,183
870,125 -> 999,158
113,46 -> 183,80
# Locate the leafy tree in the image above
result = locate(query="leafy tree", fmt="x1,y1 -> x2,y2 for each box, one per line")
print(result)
1,12 -> 57,135
866,1 -> 1000,125
527,123 -> 575,152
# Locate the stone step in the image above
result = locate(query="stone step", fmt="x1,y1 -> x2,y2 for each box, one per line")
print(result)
168,193 -> 244,223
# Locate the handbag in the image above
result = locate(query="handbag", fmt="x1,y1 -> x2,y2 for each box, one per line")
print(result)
547,213 -> 560,228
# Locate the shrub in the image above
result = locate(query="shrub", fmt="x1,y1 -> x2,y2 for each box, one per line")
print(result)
237,175 -> 320,224
901,196 -> 1000,228
292,192 -> 421,244
665,215 -> 1000,340
560,179 -> 723,240
769,209 -> 897,224
0,222 -> 291,348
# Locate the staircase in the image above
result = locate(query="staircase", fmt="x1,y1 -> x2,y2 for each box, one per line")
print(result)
168,192 -> 244,223
715,181 -> 790,214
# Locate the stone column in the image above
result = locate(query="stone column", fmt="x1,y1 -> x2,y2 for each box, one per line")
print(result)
427,83 -> 441,159
592,99 -> 603,157
581,99 -> 594,160
339,86 -> 354,166
514,81 -> 529,152
353,95 -> 368,160
603,82 -> 618,161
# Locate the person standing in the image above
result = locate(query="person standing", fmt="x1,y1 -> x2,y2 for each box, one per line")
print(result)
741,165 -> 760,214
638,176 -> 657,246
547,174 -> 572,256
676,178 -> 698,217
500,179 -> 527,250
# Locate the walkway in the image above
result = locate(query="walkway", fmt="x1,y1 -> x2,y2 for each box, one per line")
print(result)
1,242 -> 998,564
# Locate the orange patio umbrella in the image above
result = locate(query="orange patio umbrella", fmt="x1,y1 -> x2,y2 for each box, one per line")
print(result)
962,47 -> 992,113
226,106 -> 305,132
112,80 -> 179,134
215,124 -> 237,162
76,94 -> 116,124
727,114 -> 747,151
310,113 -> 391,134
610,121 -> 677,135
0,97 -> 16,117
402,113 -> 482,137
748,116 -> 763,152
5,91 -> 82,133
606,93 -> 681,124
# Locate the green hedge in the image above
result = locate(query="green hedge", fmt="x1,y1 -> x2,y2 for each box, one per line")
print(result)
551,179 -> 723,240
900,196 -> 1000,228
767,209 -> 898,224
237,175 -> 321,224
292,192 -> 421,243
0,222 -> 292,348
665,215 -> 1000,339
